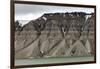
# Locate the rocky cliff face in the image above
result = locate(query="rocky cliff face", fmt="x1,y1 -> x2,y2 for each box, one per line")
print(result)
15,12 -> 95,59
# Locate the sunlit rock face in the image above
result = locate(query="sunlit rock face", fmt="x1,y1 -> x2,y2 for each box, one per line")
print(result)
15,12 -> 95,59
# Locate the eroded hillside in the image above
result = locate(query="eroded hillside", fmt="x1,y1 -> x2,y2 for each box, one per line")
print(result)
15,12 -> 95,59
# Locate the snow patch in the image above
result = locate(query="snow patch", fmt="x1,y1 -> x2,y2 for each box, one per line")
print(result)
85,15 -> 92,20
42,16 -> 47,21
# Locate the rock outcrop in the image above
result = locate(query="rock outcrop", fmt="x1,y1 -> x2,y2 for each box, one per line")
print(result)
15,12 -> 95,59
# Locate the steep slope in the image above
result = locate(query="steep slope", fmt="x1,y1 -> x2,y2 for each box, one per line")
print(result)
15,12 -> 95,59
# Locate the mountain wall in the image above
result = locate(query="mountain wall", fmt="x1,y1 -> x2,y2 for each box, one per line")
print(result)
15,12 -> 95,59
